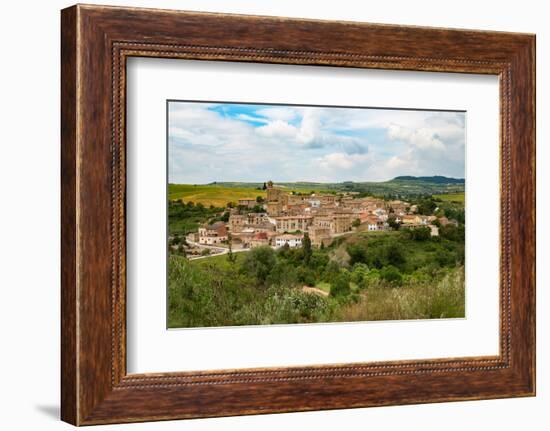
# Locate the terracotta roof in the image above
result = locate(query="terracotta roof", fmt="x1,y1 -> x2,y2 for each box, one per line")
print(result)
275,234 -> 303,240
205,221 -> 226,229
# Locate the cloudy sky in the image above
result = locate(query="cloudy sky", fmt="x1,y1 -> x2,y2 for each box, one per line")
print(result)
168,101 -> 465,184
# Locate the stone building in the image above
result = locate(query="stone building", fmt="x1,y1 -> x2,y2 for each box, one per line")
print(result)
198,221 -> 228,245
228,214 -> 247,232
274,233 -> 303,248
238,198 -> 258,208
331,214 -> 353,234
307,226 -> 331,247
274,215 -> 313,233
249,231 -> 270,248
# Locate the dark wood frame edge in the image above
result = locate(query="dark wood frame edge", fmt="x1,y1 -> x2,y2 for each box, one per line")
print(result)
61,4 -> 535,426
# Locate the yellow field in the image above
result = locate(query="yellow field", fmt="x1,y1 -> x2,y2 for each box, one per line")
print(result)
437,192 -> 465,204
169,184 -> 266,207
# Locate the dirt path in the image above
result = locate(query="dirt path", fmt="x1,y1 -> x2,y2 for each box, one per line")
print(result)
302,286 -> 330,297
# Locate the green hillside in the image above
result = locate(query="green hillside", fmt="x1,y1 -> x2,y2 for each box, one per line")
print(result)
436,192 -> 465,204
204,176 -> 465,198
169,177 -> 465,207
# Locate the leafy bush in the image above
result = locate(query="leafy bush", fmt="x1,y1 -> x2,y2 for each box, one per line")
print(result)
296,266 -> 316,286
241,246 -> 277,285
330,273 -> 351,297
407,227 -> 431,241
350,263 -> 369,285
385,242 -> 406,266
323,261 -> 342,284
266,262 -> 297,288
440,224 -> 465,241
380,265 -> 403,286
168,200 -> 223,235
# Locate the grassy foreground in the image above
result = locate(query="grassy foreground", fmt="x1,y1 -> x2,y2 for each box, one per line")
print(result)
168,254 -> 464,328
168,226 -> 465,328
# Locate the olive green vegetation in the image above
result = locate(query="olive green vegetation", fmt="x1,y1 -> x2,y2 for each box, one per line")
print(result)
168,227 -> 465,328
168,200 -> 225,235
436,192 -> 465,204
212,176 -> 464,197
432,194 -> 465,224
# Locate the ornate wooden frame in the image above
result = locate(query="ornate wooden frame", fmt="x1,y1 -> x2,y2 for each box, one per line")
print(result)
61,4 -> 536,426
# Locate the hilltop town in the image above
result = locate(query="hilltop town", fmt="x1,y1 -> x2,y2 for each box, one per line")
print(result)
180,180 -> 457,259
168,179 -> 465,328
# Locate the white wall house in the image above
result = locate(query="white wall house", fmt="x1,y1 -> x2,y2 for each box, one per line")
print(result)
367,223 -> 378,231
275,234 -> 303,248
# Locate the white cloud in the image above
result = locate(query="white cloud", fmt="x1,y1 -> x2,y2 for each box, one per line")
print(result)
388,124 -> 446,151
256,120 -> 297,138
168,102 -> 465,183
318,152 -> 372,171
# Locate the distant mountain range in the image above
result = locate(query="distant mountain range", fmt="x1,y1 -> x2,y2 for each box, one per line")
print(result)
208,176 -> 465,197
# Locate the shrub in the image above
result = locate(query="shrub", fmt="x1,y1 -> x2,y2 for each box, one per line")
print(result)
407,227 -> 431,241
385,242 -> 406,266
323,260 -> 342,284
361,268 -> 381,289
266,262 -> 297,288
440,224 -> 465,241
241,246 -> 277,285
350,263 -> 369,285
347,244 -> 367,266
309,251 -> 329,271
330,273 -> 351,297
296,266 -> 316,286
380,265 -> 403,286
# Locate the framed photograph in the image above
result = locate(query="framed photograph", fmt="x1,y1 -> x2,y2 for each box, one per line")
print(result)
61,4 -> 535,425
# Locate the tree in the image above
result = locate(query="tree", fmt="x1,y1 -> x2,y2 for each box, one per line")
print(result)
262,182 -> 267,190
352,218 -> 361,228
385,242 -> 406,266
226,233 -> 236,264
302,232 -> 312,265
296,266 -> 316,286
440,224 -> 465,242
416,198 -> 437,215
387,215 -> 400,230
256,196 -> 264,203
323,261 -> 341,284
330,272 -> 351,297
347,243 -> 368,266
408,226 -> 431,241
241,246 -> 277,285
350,263 -> 369,285
266,262 -> 297,287
380,265 -> 403,286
